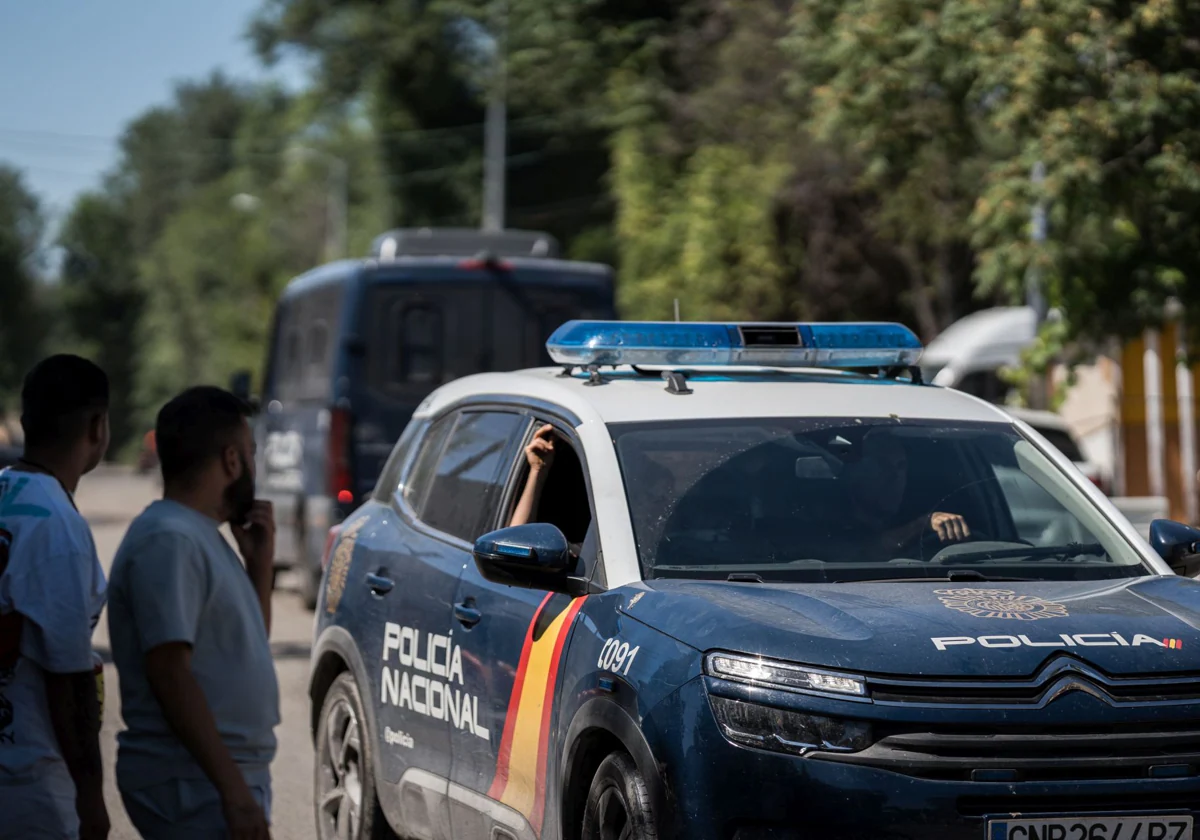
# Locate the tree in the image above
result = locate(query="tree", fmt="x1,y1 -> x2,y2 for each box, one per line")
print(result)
786,0 -> 997,337
968,0 -> 1200,349
0,166 -> 46,402
250,0 -> 614,249
58,193 -> 145,452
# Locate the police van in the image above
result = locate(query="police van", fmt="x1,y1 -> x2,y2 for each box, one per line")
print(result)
241,229 -> 615,607
310,320 -> 1200,840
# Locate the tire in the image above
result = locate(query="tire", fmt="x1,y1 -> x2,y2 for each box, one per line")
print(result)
314,673 -> 395,840
581,752 -> 659,840
301,559 -> 321,611
298,519 -> 320,611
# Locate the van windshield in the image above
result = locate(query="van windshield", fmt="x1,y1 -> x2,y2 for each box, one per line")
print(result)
611,417 -> 1147,583
364,267 -> 614,396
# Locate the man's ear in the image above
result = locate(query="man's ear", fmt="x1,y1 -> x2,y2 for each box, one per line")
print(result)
88,410 -> 108,443
221,443 -> 242,478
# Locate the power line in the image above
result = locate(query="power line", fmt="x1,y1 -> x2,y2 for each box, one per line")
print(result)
0,107 -> 608,149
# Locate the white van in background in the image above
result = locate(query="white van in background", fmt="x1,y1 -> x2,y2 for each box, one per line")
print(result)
920,306 -> 1037,401
922,306 -> 1168,537
1005,406 -> 1108,495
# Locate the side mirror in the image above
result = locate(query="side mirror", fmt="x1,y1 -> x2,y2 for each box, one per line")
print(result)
1148,519 -> 1200,577
473,523 -> 588,595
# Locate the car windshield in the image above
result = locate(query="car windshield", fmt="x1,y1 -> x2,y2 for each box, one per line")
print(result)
610,417 -> 1148,583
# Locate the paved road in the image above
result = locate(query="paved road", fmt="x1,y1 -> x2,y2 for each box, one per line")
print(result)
80,467 -> 318,840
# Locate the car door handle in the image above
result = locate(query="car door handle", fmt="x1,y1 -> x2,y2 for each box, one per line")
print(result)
365,571 -> 394,596
454,600 -> 482,628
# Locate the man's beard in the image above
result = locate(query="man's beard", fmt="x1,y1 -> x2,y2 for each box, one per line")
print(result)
225,452 -> 256,525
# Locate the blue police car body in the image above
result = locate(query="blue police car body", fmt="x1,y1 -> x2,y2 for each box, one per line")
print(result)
309,321 -> 1200,840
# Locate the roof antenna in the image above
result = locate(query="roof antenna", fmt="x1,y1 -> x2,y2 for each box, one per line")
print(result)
674,299 -> 681,322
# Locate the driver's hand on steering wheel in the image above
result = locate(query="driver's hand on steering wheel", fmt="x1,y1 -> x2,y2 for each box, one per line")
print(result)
930,512 -> 970,542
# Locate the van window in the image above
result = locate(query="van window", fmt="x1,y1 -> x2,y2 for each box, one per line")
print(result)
309,320 -> 328,367
956,371 -> 1013,404
1032,426 -> 1085,463
276,325 -> 303,402
420,411 -> 526,542
394,304 -> 443,384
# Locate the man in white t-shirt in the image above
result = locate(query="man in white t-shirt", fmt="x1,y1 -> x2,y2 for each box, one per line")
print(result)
0,355 -> 112,840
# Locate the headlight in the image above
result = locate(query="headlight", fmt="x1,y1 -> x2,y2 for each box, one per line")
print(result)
709,695 -> 872,756
705,652 -> 867,697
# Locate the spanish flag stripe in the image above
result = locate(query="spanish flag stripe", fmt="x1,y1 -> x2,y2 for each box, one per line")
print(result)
487,592 -> 553,802
530,598 -> 587,834
488,595 -> 586,828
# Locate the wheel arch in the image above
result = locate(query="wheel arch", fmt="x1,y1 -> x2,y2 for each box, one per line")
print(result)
558,698 -> 671,840
309,625 -> 378,751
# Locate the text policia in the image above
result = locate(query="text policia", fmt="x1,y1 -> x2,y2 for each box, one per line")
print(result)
381,623 -> 490,740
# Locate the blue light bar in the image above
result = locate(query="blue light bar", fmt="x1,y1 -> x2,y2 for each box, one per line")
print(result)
546,321 -> 923,369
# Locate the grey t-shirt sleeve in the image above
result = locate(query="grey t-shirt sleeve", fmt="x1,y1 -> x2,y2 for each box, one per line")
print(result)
15,550 -> 99,674
125,532 -> 207,652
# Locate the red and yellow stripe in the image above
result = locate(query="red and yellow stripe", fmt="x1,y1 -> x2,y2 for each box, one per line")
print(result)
1165,638 -> 1183,649
488,593 -> 587,834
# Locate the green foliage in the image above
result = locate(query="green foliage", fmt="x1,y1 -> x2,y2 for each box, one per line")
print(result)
47,73 -> 389,445
250,0 -> 614,247
969,0 -> 1200,348
613,127 -> 791,320
0,166 -> 47,405
58,192 -> 144,450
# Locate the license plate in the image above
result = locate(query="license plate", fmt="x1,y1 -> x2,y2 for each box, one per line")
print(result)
987,816 -> 1193,840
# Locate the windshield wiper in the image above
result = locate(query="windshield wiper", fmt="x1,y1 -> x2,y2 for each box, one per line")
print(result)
727,573 -> 764,583
850,572 -> 1038,583
937,542 -> 1105,564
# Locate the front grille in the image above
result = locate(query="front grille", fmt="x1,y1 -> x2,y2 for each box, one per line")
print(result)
868,656 -> 1200,707
958,793 -> 1199,818
819,723 -> 1200,782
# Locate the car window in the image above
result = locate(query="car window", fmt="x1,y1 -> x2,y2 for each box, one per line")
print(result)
375,420 -> 428,503
610,417 -> 1147,583
402,414 -> 456,513
421,411 -> 527,542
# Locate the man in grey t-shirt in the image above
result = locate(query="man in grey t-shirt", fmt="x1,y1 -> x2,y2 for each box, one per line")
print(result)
108,387 -> 278,840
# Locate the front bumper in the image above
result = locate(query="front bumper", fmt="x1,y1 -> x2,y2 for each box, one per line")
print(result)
641,678 -> 1200,840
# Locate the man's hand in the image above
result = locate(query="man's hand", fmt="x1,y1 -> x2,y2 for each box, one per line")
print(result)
77,786 -> 110,840
930,512 -> 971,542
524,424 -> 556,473
221,785 -> 271,840
232,500 -> 276,573
232,500 -> 276,633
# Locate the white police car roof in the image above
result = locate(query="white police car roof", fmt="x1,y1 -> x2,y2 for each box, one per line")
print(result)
415,366 -> 1012,427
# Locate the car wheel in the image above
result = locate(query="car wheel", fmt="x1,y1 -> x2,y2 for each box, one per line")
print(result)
315,673 -> 393,840
581,752 -> 659,840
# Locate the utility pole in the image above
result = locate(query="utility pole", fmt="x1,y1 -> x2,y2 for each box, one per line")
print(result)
1027,161 -> 1048,323
287,146 -> 349,260
1027,160 -> 1049,409
327,155 -> 349,261
482,0 -> 507,232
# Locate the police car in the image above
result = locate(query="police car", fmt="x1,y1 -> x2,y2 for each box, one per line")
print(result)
309,320 -> 1200,840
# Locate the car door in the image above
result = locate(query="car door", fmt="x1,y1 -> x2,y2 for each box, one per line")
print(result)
380,407 -> 531,836
447,417 -> 596,840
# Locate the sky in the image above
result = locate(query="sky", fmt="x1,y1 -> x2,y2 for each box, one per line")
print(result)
0,0 -> 308,225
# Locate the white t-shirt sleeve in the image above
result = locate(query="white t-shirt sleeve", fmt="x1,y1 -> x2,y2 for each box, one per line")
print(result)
124,532 -> 208,652
14,546 -> 103,674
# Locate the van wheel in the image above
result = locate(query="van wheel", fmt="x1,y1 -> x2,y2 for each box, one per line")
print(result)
299,521 -> 320,610
301,562 -> 321,611
581,752 -> 659,840
315,674 -> 394,840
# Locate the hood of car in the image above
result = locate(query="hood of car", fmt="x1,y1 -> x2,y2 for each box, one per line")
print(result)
626,576 -> 1200,678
